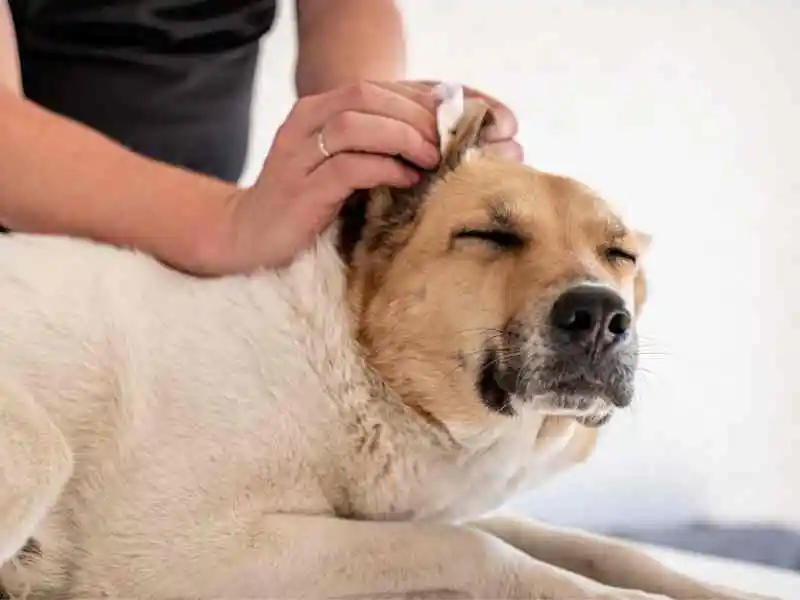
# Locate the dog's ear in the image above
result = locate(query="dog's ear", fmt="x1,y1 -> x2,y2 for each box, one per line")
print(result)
336,183 -> 425,267
631,230 -> 651,317
438,99 -> 494,173
633,230 -> 652,255
634,268 -> 648,317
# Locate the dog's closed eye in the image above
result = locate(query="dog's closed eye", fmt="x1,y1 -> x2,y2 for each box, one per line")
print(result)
604,247 -> 637,266
453,228 -> 525,250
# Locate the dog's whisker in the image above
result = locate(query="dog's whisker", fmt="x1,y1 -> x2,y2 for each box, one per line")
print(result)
452,327 -> 508,338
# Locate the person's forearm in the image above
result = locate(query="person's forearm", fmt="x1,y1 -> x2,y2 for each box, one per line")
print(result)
294,0 -> 406,97
0,1 -> 21,93
0,89 -> 238,274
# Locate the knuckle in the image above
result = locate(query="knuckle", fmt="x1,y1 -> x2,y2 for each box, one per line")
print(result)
273,118 -> 297,145
341,81 -> 377,107
287,98 -> 310,121
398,125 -> 423,151
326,111 -> 357,139
279,100 -> 314,136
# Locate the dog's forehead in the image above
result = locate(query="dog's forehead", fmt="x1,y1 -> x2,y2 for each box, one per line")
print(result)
426,162 -> 622,233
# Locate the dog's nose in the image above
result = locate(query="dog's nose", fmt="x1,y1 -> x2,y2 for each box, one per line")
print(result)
550,285 -> 631,350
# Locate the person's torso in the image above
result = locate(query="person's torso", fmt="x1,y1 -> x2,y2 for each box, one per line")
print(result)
9,0 -> 278,182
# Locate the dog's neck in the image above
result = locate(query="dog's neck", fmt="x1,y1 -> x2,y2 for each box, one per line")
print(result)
278,222 -> 451,430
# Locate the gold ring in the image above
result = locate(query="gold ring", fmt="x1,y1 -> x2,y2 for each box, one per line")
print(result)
317,129 -> 332,159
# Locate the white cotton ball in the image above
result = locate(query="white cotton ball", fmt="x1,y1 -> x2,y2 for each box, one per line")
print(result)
434,82 -> 465,154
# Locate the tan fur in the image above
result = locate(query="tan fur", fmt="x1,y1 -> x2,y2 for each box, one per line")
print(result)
0,104 -> 775,600
348,101 -> 650,442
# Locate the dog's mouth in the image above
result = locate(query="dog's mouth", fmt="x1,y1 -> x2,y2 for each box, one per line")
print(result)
478,347 -> 636,427
528,379 -> 621,428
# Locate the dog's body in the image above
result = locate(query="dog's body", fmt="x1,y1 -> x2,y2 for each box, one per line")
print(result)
0,228 -> 583,597
0,100 -> 777,599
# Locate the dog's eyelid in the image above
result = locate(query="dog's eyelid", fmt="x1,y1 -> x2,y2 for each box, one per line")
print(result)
603,246 -> 638,265
452,227 -> 527,249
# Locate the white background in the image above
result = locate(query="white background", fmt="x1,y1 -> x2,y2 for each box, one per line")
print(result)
243,1 -> 800,532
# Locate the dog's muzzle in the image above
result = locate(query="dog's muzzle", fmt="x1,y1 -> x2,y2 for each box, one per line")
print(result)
478,285 -> 638,424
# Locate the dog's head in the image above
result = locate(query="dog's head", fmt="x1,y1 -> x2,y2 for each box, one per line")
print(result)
337,100 -> 650,438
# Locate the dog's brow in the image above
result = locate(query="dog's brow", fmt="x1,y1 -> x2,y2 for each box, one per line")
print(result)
604,219 -> 627,241
487,201 -> 516,229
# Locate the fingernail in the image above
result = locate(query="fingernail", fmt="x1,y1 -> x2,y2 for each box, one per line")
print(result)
422,144 -> 440,167
405,169 -> 422,184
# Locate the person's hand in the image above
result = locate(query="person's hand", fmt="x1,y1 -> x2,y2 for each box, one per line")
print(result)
207,81 -> 438,273
210,80 -> 521,274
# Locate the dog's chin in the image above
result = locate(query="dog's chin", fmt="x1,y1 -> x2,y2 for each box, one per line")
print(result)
576,409 -> 614,428
527,390 -> 616,428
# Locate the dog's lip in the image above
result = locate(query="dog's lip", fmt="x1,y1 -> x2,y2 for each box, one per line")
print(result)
534,375 -> 632,409
519,376 -> 626,425
577,411 -> 614,428
544,378 -> 604,394
490,361 -> 632,415
533,377 -> 608,402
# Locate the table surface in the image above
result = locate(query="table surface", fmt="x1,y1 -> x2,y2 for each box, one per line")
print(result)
644,543 -> 800,599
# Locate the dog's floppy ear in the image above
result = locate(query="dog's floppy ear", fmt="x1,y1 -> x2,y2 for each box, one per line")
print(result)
631,230 -> 652,317
438,98 -> 494,173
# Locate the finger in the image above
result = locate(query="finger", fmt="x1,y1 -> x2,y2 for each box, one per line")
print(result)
309,152 -> 421,209
289,81 -> 438,144
272,153 -> 421,249
413,80 -> 519,142
301,111 -> 440,173
290,153 -> 421,240
370,81 -> 438,114
481,139 -> 524,162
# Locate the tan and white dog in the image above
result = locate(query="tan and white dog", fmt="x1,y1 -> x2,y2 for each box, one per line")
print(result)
0,90 -> 777,600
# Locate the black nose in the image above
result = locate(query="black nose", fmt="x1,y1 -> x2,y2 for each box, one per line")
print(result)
550,285 -> 631,350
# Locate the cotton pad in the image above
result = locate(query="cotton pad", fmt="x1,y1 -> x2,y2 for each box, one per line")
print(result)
434,82 -> 465,154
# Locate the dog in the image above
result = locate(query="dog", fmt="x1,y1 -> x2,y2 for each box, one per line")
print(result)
0,95 -> 778,600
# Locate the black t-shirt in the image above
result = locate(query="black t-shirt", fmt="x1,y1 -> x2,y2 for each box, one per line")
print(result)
9,0 -> 278,183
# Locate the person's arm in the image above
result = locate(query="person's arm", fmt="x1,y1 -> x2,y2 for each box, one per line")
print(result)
0,1 -> 441,277
0,92 -> 240,272
294,0 -> 406,96
0,0 -> 20,93
0,1 -> 239,274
